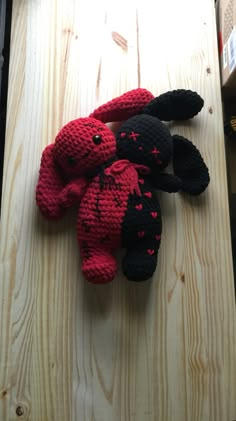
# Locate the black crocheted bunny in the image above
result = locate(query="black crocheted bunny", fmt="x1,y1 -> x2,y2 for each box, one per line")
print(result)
91,89 -> 210,281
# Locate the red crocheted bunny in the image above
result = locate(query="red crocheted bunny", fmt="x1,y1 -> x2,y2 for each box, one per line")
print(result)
36,88 -> 209,283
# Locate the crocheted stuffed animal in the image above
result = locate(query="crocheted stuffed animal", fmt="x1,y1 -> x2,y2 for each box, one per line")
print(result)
36,88 -> 209,283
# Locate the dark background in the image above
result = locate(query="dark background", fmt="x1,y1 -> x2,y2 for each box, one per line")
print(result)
0,0 -> 12,211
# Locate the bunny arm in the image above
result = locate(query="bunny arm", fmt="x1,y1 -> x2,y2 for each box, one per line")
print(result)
149,133 -> 210,195
149,134 -> 210,195
58,178 -> 88,209
148,172 -> 182,193
36,144 -> 87,219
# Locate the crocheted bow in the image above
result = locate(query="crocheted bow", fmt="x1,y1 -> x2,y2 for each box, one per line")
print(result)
104,159 -> 150,196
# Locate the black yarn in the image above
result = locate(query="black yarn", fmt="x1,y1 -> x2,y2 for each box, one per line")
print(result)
121,179 -> 162,281
116,114 -> 173,172
142,89 -> 204,121
115,89 -> 210,281
172,135 -> 210,195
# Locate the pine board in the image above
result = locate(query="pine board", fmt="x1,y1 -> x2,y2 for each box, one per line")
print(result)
0,1 -> 236,420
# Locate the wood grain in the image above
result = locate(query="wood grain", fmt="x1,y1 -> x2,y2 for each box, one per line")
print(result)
0,0 -> 235,420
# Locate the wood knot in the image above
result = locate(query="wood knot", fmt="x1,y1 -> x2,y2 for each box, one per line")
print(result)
16,405 -> 24,416
206,67 -> 211,74
208,107 -> 213,114
63,28 -> 73,35
0,389 -> 7,399
180,273 -> 185,283
16,403 -> 28,417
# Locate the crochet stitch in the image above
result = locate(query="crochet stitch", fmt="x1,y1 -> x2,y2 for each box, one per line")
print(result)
36,88 -> 209,283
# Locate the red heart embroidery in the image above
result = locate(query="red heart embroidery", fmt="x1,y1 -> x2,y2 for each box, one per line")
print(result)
136,204 -> 143,211
138,231 -> 145,238
151,212 -> 158,218
144,192 -> 152,198
120,132 -> 126,138
147,249 -> 155,255
139,179 -> 144,185
138,146 -> 143,151
156,235 -> 161,241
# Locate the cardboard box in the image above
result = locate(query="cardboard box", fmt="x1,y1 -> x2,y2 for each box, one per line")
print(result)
218,0 -> 236,93
224,99 -> 236,193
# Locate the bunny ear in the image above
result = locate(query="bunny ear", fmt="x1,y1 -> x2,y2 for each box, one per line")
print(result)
89,88 -> 154,123
172,135 -> 210,195
143,90 -> 204,121
36,144 -> 66,219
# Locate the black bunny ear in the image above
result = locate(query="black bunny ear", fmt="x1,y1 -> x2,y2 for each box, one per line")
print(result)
142,90 -> 204,121
172,135 -> 210,195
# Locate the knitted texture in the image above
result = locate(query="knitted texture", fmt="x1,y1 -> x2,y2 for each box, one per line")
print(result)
36,116 -> 162,284
142,90 -> 204,121
53,117 -> 116,177
116,114 -> 173,171
90,88 -> 154,123
36,88 -> 210,284
172,135 -> 210,195
36,144 -> 67,219
149,173 -> 182,193
116,114 -> 209,196
78,161 -> 161,283
121,178 -> 162,281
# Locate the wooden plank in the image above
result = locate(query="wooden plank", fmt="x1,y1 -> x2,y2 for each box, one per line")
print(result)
0,0 -> 235,420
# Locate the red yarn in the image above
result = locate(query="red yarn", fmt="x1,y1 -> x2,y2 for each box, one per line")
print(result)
36,88 -> 209,284
36,113 -> 151,284
105,160 -> 150,196
78,163 -> 142,284
90,88 -> 154,123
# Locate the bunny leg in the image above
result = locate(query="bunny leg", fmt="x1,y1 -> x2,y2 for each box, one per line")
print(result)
121,189 -> 162,281
80,242 -> 117,284
122,237 -> 161,282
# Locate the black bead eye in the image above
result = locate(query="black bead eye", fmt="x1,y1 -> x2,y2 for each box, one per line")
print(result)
68,156 -> 77,166
92,135 -> 102,145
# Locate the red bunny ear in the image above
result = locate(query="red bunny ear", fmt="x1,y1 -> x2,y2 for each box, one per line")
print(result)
89,88 -> 154,123
36,144 -> 67,219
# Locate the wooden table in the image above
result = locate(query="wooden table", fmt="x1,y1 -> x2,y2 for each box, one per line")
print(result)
0,1 -> 235,420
